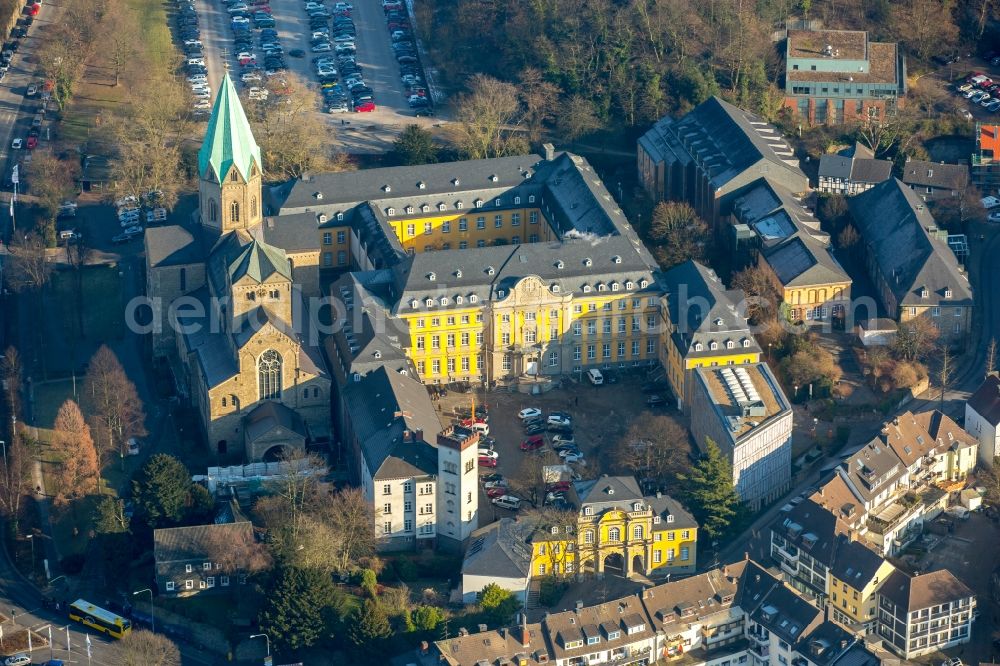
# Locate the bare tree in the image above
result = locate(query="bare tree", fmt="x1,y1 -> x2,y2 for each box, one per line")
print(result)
243,72 -> 339,180
892,316 -> 940,362
556,95 -> 600,143
508,450 -> 560,507
324,487 -> 380,572
939,346 -> 953,410
82,345 -> 146,468
29,153 -> 78,221
107,630 -> 180,666
517,67 -> 561,143
104,7 -> 138,87
731,264 -> 783,324
0,346 -> 23,422
609,414 -> 691,492
856,114 -> 902,156
452,74 -> 526,159
202,522 -> 272,581
0,435 -> 34,534
5,233 -> 53,293
986,338 -> 997,378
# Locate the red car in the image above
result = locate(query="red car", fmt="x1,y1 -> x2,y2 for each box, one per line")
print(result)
354,100 -> 376,112
545,481 -> 571,493
486,486 -> 507,498
478,455 -> 497,468
27,4 -> 39,15
520,435 -> 544,451
25,136 -> 37,149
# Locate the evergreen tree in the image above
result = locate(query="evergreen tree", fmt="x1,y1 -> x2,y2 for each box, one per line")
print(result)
680,438 -> 741,540
131,454 -> 192,527
259,566 -> 337,653
348,599 -> 392,652
478,583 -> 520,626
411,605 -> 445,632
391,124 -> 438,166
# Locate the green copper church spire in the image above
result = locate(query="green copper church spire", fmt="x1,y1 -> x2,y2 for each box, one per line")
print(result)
197,72 -> 262,184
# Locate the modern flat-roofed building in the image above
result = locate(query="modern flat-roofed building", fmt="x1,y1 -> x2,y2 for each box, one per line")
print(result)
972,122 -> 1000,194
783,28 -> 906,125
689,362 -> 792,509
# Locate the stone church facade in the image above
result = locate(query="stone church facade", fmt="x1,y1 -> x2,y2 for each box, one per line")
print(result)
145,73 -> 331,462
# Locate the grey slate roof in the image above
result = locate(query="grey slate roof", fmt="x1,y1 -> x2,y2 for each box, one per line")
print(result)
763,232 -> 850,288
342,365 -> 441,480
154,520 -> 253,564
967,374 -> 1000,426
257,212 -> 323,253
901,159 -> 969,191
461,518 -> 532,579
243,401 -> 308,443
879,568 -> 974,612
176,286 -> 238,389
272,154 -> 542,214
638,96 -> 806,191
732,177 -> 828,244
228,238 -> 292,284
848,179 -> 972,308
770,498 -> 849,571
839,437 -> 905,504
574,475 -> 643,507
661,261 -> 760,358
145,225 -> 205,268
829,537 -> 886,588
648,492 -> 698,530
818,154 -> 892,184
748,576 -> 823,644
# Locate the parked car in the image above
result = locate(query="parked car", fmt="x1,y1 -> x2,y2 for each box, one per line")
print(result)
477,448 -> 497,460
126,438 -> 140,456
520,435 -> 545,451
490,495 -> 521,510
562,452 -> 585,464
518,407 -> 542,420
480,472 -> 503,483
547,414 -> 571,427
483,480 -> 508,490
486,486 -> 507,499
478,455 -> 497,468
646,395 -> 666,407
545,481 -> 571,493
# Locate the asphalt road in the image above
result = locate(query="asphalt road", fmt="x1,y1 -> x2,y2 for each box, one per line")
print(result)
192,0 -> 438,153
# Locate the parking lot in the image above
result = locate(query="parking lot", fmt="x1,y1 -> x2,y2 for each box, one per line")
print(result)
188,0 -> 440,154
432,368 -> 685,524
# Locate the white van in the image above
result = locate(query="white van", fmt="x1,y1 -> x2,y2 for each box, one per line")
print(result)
470,421 -> 490,436
491,495 -> 521,510
587,368 -> 604,385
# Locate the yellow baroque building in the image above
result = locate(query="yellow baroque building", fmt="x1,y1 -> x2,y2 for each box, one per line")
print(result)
528,476 -> 698,579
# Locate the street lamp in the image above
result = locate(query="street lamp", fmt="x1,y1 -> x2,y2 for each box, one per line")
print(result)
250,633 -> 270,658
25,534 -> 34,568
133,589 -> 154,633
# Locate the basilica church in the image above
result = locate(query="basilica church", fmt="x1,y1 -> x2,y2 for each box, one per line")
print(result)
144,73 -> 331,462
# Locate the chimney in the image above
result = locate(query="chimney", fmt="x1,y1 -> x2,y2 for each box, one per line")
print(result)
542,143 -> 555,161
514,613 -> 530,648
477,624 -> 488,633
839,638 -> 849,649
575,600 -> 584,611
414,429 -> 423,442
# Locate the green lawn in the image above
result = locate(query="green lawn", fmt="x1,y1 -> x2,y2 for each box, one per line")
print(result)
31,378 -> 77,431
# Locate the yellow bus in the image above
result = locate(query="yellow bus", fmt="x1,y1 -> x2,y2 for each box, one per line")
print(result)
68,599 -> 132,639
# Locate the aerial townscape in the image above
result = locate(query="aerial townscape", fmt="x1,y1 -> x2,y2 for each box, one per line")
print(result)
4,1 -> 1000,665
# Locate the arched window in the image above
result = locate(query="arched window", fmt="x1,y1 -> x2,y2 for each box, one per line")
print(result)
633,525 -> 643,540
258,349 -> 282,400
221,396 -> 227,407
209,199 -> 217,222
608,527 -> 621,542
251,196 -> 258,219
231,201 -> 240,223
230,170 -> 239,182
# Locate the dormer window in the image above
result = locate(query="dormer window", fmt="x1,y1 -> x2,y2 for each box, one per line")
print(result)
456,296 -> 464,304
710,341 -> 718,350
639,279 -> 648,288
452,178 -> 460,186
421,204 -> 430,213
945,288 -> 953,298
598,284 -> 607,292
633,502 -> 642,511
742,339 -> 750,347
714,318 -> 723,326
528,195 -> 536,203
514,196 -> 521,204
497,290 -> 506,298
551,284 -> 560,293
438,203 -> 446,211
494,198 -> 501,206
410,299 -> 419,308
314,191 -> 323,200
667,515 -> 674,523
490,175 -> 498,182
455,269 -> 463,278
726,340 -> 734,349
417,181 -> 426,189
428,272 -> 436,281
583,257 -> 592,267
653,516 -> 661,524
584,506 -> 593,516
383,185 -> 391,192
336,212 -> 344,221
475,199 -> 484,208
440,297 -> 449,306
456,201 -> 464,209
611,283 -> 620,291
374,350 -> 382,358
694,342 -> 703,351
551,526 -> 558,534
612,255 -> 621,264
486,266 -> 495,275
387,207 -> 395,216
556,260 -> 564,269
425,298 -> 434,307
625,281 -> 634,290
405,206 -> 414,214
920,287 -> 929,298
583,285 -> 592,293
470,295 -> 478,303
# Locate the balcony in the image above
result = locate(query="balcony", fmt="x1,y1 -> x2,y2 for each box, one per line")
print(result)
749,642 -> 769,658
775,544 -> 799,563
748,631 -> 768,646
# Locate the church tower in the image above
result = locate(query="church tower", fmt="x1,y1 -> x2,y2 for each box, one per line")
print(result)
198,73 -> 263,235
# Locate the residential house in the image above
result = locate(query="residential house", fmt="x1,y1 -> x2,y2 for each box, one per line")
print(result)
782,28 -> 906,125
965,373 -> 1000,467
689,363 -> 793,509
876,569 -> 976,659
637,96 -> 807,229
434,619 -> 552,666
543,595 -> 659,666
971,122 -> 1000,194
659,260 -> 762,411
817,143 -> 893,195
901,159 -> 969,202
153,502 -> 255,596
848,179 -> 973,344
770,498 -> 850,601
828,538 -> 896,633
730,178 -> 853,324
460,519 -> 531,604
910,410 -> 978,482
